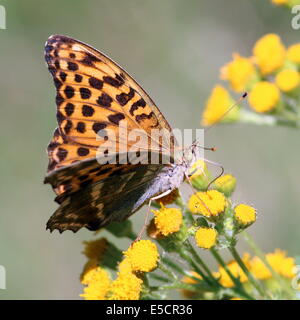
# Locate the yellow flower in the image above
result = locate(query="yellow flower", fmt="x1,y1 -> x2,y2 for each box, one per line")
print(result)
248,81 -> 280,113
109,272 -> 143,300
195,227 -> 218,249
118,258 -> 133,274
152,204 -> 183,236
275,69 -> 300,92
124,240 -> 159,272
181,271 -> 202,298
189,159 -> 207,180
82,238 -> 108,260
234,204 -> 256,227
253,34 -> 285,75
271,0 -> 288,4
231,297 -> 243,300
80,267 -> 111,300
287,43 -> 300,63
156,188 -> 179,205
188,190 -> 226,218
220,53 -> 256,92
250,249 -> 296,280
266,249 -> 296,278
216,254 -> 250,288
201,85 -> 238,126
214,174 -> 237,197
249,256 -> 271,280
80,259 -> 99,283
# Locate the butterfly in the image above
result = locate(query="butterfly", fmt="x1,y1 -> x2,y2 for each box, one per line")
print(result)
44,35 -> 199,233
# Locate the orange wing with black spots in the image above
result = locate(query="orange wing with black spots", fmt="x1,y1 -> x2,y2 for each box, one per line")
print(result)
44,35 -> 177,233
45,34 -> 175,174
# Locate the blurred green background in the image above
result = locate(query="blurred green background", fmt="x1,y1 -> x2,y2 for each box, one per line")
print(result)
0,0 -> 299,299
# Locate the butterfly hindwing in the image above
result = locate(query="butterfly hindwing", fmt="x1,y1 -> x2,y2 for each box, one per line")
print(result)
46,164 -> 166,233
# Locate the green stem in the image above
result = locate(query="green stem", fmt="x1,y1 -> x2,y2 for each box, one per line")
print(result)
239,110 -> 300,128
150,282 -> 198,292
242,231 -> 295,298
161,257 -> 186,275
158,262 -> 178,281
184,241 -> 220,287
210,248 -> 254,300
178,248 -> 215,287
148,273 -> 170,283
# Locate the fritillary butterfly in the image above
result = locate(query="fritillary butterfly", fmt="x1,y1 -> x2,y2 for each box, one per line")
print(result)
44,35 -> 197,233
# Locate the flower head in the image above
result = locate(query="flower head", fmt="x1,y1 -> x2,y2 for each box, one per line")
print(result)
249,256 -> 271,280
82,238 -> 108,260
214,174 -> 237,197
271,0 -> 288,4
118,258 -> 133,274
152,204 -> 183,236
201,85 -> 239,126
124,240 -> 159,272
250,249 -> 296,280
109,272 -> 143,300
266,249 -> 296,278
220,53 -> 257,92
80,266 -> 111,300
234,204 -> 256,228
189,159 -> 207,180
248,81 -> 280,113
275,69 -> 300,92
253,34 -> 285,75
188,190 -> 226,218
287,43 -> 300,63
195,227 -> 218,249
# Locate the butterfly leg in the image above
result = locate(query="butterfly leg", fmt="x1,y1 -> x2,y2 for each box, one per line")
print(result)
135,189 -> 173,242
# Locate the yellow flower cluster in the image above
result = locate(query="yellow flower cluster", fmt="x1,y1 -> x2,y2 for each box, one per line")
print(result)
181,247 -> 296,298
80,239 -> 159,300
250,249 -> 296,279
202,33 -> 300,125
214,249 -> 296,288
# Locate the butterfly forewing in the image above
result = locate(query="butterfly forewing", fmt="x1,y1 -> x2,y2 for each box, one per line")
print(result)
45,35 -> 175,172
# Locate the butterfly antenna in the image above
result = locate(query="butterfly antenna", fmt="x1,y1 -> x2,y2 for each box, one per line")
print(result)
199,146 -> 217,152
204,92 -> 248,132
206,164 -> 224,191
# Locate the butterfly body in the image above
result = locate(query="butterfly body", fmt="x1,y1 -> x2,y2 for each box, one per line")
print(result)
44,35 -> 193,233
